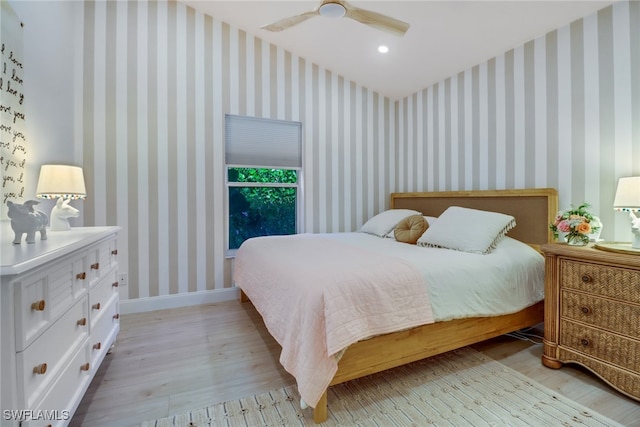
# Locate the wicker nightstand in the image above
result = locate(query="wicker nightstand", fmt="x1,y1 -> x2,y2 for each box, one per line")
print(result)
541,243 -> 640,402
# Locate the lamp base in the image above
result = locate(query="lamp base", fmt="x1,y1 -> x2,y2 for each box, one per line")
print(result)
49,197 -> 80,231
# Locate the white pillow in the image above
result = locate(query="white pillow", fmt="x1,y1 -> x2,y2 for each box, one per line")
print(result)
385,216 -> 439,239
360,209 -> 422,237
417,206 -> 515,254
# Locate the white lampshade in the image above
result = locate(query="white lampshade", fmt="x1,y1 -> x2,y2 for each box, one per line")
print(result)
613,176 -> 640,212
36,165 -> 86,200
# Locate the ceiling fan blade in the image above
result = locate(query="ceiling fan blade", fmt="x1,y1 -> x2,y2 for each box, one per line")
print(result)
261,9 -> 319,32
344,4 -> 409,36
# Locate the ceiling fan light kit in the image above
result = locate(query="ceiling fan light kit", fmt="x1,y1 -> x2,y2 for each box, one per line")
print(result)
319,2 -> 346,18
261,0 -> 409,36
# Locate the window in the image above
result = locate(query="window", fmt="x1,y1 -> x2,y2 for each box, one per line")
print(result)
225,115 -> 303,251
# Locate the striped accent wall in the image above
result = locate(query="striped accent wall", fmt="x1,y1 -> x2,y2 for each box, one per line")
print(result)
80,0 -> 394,299
396,1 -> 640,242
81,0 -> 639,303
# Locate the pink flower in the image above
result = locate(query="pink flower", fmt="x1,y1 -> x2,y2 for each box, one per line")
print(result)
557,220 -> 571,232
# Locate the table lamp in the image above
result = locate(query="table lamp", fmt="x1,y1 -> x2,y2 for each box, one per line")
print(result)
35,165 -> 86,231
613,176 -> 640,249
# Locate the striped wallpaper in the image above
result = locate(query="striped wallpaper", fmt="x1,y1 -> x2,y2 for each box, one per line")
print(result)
80,1 -> 640,303
396,0 -> 640,241
80,0 -> 394,300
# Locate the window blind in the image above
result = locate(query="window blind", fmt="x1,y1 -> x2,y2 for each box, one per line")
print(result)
225,114 -> 302,168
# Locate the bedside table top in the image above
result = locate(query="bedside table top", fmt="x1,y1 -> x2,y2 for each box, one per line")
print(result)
541,242 -> 640,269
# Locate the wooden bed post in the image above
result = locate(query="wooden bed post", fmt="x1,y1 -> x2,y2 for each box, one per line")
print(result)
313,390 -> 328,423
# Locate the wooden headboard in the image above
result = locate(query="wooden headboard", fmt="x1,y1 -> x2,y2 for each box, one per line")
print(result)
391,188 -> 558,247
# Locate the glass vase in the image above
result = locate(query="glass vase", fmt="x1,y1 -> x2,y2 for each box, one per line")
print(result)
566,233 -> 589,246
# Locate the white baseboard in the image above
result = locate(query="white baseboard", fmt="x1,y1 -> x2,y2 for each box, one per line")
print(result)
119,287 -> 240,314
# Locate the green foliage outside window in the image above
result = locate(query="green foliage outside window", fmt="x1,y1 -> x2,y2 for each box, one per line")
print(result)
228,168 -> 297,249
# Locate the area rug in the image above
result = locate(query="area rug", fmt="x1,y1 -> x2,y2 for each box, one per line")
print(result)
141,347 -> 621,427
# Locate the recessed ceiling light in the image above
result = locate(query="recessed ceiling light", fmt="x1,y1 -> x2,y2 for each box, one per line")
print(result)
378,45 -> 389,53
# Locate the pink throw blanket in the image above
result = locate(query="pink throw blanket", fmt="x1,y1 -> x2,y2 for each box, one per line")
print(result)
233,234 -> 434,408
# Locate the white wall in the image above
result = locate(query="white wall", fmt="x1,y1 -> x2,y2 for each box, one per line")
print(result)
8,0 -> 82,223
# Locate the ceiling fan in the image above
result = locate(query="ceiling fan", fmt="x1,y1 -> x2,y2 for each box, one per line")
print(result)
260,1 -> 410,36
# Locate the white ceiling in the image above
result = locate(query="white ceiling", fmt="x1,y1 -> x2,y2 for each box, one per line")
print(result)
181,0 -> 616,100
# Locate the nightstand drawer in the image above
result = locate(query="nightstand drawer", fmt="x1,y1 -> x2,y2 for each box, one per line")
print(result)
560,319 -> 640,373
561,290 -> 640,337
560,259 -> 640,303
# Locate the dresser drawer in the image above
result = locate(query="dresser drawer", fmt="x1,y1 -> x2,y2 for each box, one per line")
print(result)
561,290 -> 640,337
23,344 -> 92,427
14,255 -> 88,351
559,319 -> 640,373
86,238 -> 118,286
560,259 -> 640,303
90,297 -> 120,371
17,297 -> 89,409
89,270 -> 119,328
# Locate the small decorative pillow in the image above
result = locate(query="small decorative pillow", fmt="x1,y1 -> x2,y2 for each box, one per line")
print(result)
385,215 -> 438,239
360,209 -> 422,237
417,206 -> 516,254
394,215 -> 429,244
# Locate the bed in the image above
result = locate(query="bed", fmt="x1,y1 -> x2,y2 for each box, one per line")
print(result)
234,188 -> 558,423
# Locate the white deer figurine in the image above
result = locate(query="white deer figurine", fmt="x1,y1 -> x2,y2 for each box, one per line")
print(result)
50,197 -> 80,231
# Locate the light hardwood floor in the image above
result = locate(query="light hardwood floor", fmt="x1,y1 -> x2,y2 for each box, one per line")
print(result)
71,301 -> 640,427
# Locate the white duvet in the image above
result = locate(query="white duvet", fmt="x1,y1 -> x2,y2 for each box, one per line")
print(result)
324,232 -> 545,321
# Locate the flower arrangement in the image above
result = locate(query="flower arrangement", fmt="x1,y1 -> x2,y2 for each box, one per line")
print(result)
550,202 -> 602,246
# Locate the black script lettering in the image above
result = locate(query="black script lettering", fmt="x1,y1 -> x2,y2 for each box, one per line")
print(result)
3,174 -> 14,187
6,80 -> 17,96
12,131 -> 25,143
0,104 -> 10,113
19,92 -> 24,105
12,144 -> 26,155
0,124 -> 11,134
17,172 -> 23,182
11,69 -> 22,85
4,158 -> 16,171
13,111 -> 24,123
9,51 -> 23,69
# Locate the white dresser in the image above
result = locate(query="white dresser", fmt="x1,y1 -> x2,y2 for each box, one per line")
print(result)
1,224 -> 121,427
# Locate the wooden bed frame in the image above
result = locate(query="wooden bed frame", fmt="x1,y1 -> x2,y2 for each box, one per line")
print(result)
241,188 -> 558,423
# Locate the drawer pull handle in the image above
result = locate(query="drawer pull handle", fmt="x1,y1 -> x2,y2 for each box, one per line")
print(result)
77,272 -> 87,280
91,262 -> 100,270
581,306 -> 591,314
111,249 -> 118,255
31,300 -> 46,311
33,363 -> 47,375
93,342 -> 102,350
581,338 -> 590,347
581,274 -> 593,283
80,363 -> 90,372
77,318 -> 87,326
92,302 -> 101,311
113,313 -> 120,320
112,281 -> 119,288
